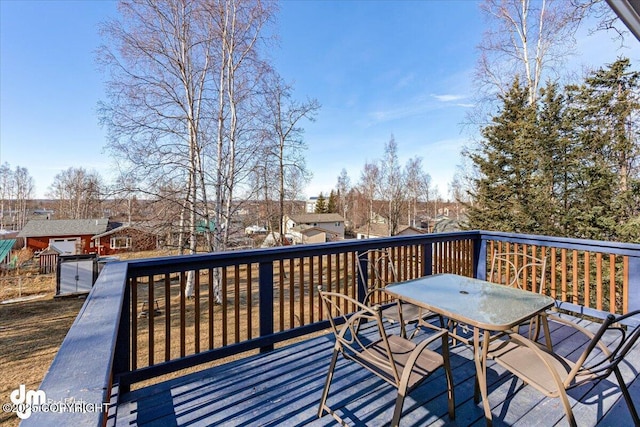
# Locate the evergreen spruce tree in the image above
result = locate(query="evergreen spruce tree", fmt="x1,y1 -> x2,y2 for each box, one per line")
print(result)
565,59 -> 640,241
327,190 -> 338,214
314,192 -> 327,214
466,78 -> 542,233
537,82 -> 574,237
465,59 -> 640,243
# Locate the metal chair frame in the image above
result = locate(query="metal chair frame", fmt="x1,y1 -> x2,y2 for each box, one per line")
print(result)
356,248 -> 442,338
485,311 -> 640,427
318,288 -> 455,426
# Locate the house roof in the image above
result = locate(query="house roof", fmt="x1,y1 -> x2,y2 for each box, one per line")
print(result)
355,223 -> 427,237
607,0 -> 640,41
91,222 -> 163,239
288,213 -> 345,224
396,226 -> 427,235
355,223 -> 390,237
290,224 -> 337,236
0,239 -> 16,263
17,218 -> 109,238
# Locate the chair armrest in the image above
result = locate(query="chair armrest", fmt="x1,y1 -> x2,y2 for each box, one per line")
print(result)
401,329 -> 449,378
545,314 -> 610,355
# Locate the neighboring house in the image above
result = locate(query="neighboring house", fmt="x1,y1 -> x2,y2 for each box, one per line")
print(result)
432,217 -> 466,233
18,218 -> 110,255
91,222 -> 162,255
396,225 -> 428,236
355,223 -> 390,239
18,219 -> 162,256
355,223 -> 427,239
283,213 -> 345,240
288,225 -> 341,245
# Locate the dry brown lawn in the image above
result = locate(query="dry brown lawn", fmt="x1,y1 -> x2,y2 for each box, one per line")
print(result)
0,273 -> 86,427
0,250 -> 176,426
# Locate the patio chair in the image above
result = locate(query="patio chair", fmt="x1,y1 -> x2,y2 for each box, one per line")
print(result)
357,249 -> 443,338
449,249 -> 548,343
488,249 -> 547,293
318,288 -> 455,427
484,310 -> 640,427
488,249 -> 549,339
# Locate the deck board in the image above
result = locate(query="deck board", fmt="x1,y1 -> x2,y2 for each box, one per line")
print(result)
114,314 -> 640,426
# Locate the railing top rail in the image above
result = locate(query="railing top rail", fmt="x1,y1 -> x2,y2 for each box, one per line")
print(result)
478,230 -> 640,256
125,231 -> 482,276
22,261 -> 129,427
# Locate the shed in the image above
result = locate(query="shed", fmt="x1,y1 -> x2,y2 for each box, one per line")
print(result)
39,246 -> 61,274
56,254 -> 98,296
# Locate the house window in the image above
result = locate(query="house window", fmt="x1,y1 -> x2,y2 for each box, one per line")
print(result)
110,236 -> 132,249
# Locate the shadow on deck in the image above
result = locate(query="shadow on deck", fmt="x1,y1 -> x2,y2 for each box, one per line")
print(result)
112,314 -> 640,426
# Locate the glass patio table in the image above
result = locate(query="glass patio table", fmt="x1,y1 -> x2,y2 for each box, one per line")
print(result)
385,273 -> 555,426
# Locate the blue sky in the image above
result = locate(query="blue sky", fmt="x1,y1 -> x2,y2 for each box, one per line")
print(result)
1,1 -> 637,199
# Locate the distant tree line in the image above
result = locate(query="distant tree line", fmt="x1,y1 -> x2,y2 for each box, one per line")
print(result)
465,58 -> 640,243
317,136 -> 443,237
0,163 -> 34,230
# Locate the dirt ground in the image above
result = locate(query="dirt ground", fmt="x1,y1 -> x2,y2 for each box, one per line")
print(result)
0,250 -> 175,426
0,273 -> 86,427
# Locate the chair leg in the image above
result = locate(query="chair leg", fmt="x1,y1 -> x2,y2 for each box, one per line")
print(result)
558,388 -> 577,427
318,348 -> 339,418
391,388 -> 407,427
614,367 -> 640,425
441,334 -> 456,420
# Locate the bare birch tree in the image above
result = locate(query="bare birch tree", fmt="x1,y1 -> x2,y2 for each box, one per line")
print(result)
47,167 -> 103,220
379,136 -> 405,236
0,164 -> 34,230
99,0 -> 276,299
261,75 -> 319,243
475,0 -> 589,106
336,168 -> 351,222
404,157 -> 432,228
358,161 -> 380,238
0,163 -> 12,230
13,167 -> 34,229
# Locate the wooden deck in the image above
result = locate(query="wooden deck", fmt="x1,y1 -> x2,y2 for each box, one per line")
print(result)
112,314 -> 640,426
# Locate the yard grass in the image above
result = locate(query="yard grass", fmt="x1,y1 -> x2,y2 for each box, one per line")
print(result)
0,276 -> 85,427
0,249 -> 177,427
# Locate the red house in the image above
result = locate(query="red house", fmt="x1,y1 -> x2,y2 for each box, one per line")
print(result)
18,219 -> 161,256
18,218 -> 110,255
91,223 -> 162,256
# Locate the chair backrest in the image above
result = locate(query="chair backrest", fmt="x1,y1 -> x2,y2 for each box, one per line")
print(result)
489,250 -> 547,293
357,249 -> 398,290
567,310 -> 640,388
318,288 -> 402,385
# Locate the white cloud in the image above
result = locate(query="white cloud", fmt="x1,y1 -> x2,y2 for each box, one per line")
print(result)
432,94 -> 465,102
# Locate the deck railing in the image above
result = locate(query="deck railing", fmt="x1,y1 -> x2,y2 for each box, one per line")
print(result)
22,230 -> 640,427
